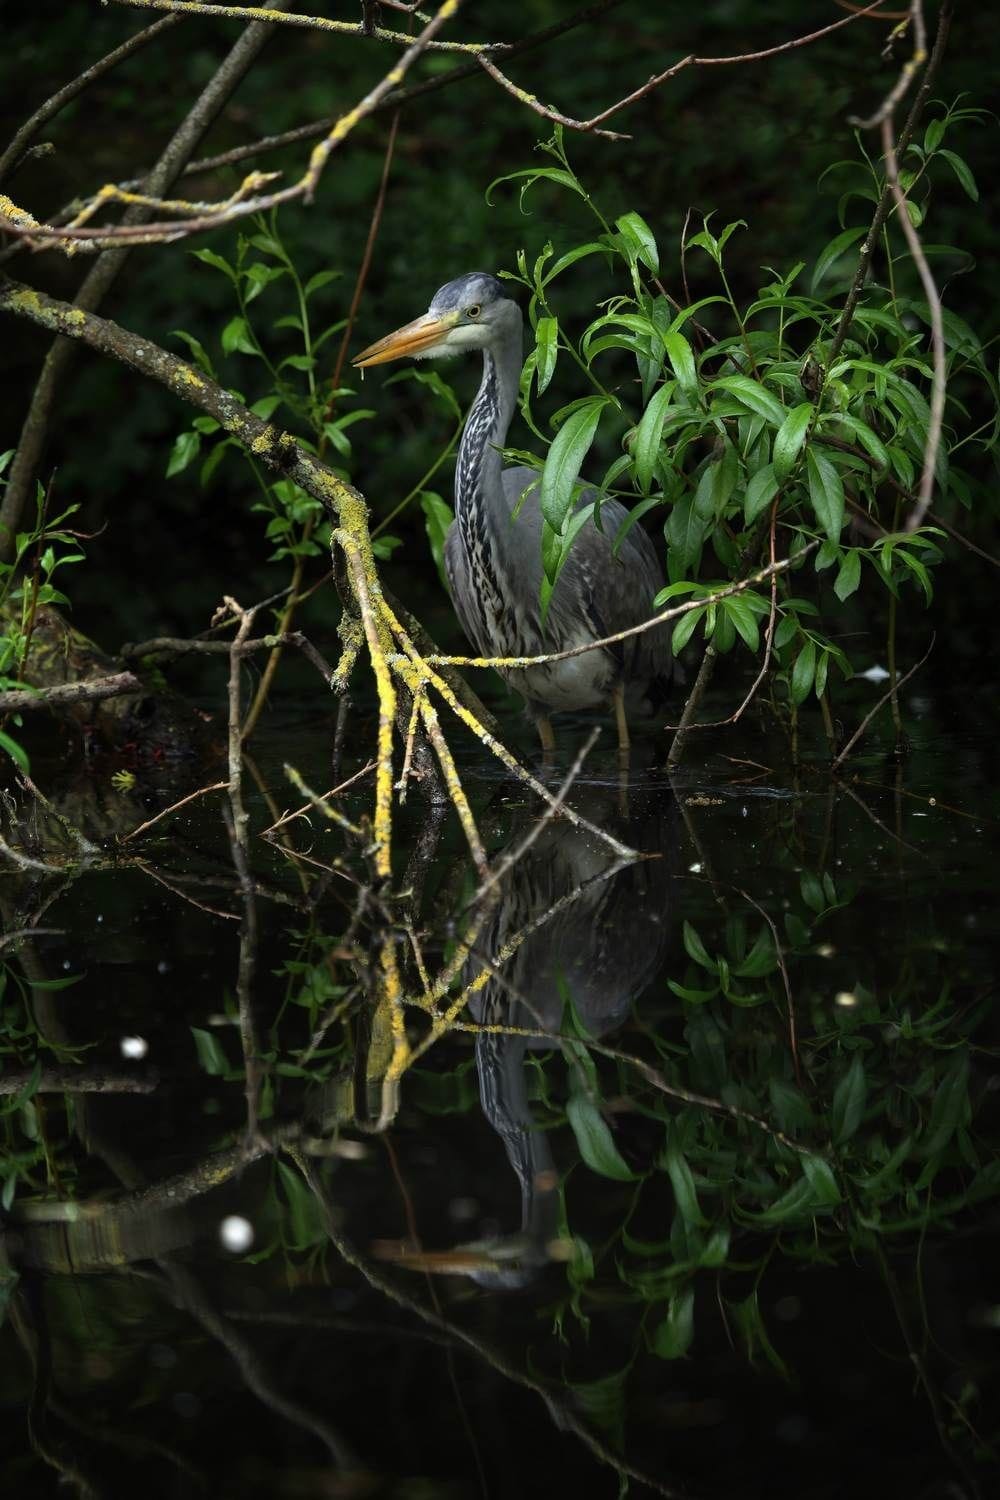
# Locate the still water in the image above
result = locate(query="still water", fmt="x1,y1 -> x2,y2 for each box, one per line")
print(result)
1,671 -> 997,1499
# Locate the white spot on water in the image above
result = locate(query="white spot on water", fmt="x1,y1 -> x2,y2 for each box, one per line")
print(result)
120,1035 -> 148,1059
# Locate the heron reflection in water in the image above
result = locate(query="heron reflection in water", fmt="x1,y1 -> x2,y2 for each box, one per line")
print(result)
354,273 -> 673,751
381,781 -> 677,1287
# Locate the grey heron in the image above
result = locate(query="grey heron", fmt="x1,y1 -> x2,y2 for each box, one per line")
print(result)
354,272 -> 672,751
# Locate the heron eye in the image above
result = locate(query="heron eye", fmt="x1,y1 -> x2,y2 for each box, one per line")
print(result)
466,304 -> 481,319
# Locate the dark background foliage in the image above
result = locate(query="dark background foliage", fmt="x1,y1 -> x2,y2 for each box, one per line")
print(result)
2,2 -> 997,665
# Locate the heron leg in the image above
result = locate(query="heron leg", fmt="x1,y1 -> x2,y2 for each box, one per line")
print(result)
612,684 -> 631,756
536,714 -> 556,754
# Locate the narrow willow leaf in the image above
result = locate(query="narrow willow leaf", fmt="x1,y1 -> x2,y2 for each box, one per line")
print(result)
0,729 -> 30,773
534,316 -> 559,395
711,374 -> 785,427
665,492 -> 708,575
616,210 -> 659,274
806,448 -> 845,541
420,491 -> 453,592
665,1148 -> 709,1228
191,1026 -> 228,1076
744,463 -> 780,524
938,148 -> 978,201
682,921 -> 715,971
166,429 -> 200,478
671,605 -> 705,654
810,224 -> 867,291
790,638 -> 816,705
190,247 -> 237,282
565,1095 -> 636,1180
221,316 -> 258,357
832,1055 -> 868,1144
834,550 -> 862,601
651,1288 -> 695,1359
772,402 -> 813,481
663,330 -> 698,396
724,595 -> 760,654
801,1154 -> 842,1206
539,398 -> 607,529
634,382 -> 675,493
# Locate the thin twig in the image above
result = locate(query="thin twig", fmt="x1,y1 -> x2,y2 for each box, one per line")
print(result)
120,781 -> 229,843
880,112 -> 945,531
475,1 -> 893,138
735,886 -> 801,1086
422,542 -> 817,674
665,644 -> 717,770
830,633 -> 935,771
474,727 -> 602,903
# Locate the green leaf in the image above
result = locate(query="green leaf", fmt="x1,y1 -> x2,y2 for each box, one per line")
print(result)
303,268 -> 341,298
790,638 -> 816,705
810,225 -> 867,291
242,262 -> 286,303
565,1095 -> 636,1181
486,164 -> 585,210
615,210 -> 659,274
711,374 -> 785,427
633,383 -> 675,494
651,1288 -> 695,1359
665,492 -> 708,577
801,1154 -> 842,1207
724,595 -> 760,654
0,728 -> 30,773
663,330 -> 698,396
938,148 -> 978,201
922,1050 -> 970,1157
539,398 -> 608,530
420,490 -> 453,592
743,463 -> 780,525
221,316 -> 258,357
669,607 -> 705,654
190,247 -> 237,283
772,402 -> 813,481
834,549 -> 861,601
664,1147 -> 709,1228
534,315 -> 559,395
166,429 -> 201,478
831,1055 -> 867,1144
806,449 -> 845,541
191,1026 -> 228,1076
169,329 -> 216,376
682,921 -> 715,971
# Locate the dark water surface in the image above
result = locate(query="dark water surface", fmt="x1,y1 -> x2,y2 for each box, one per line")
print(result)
1,669 -> 998,1500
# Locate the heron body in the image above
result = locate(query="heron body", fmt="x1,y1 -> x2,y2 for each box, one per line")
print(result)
355,272 -> 672,748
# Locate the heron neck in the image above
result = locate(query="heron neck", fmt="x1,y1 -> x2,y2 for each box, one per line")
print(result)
455,328 -> 522,532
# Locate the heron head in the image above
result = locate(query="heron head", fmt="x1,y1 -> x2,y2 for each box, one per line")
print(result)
353,271 -> 519,368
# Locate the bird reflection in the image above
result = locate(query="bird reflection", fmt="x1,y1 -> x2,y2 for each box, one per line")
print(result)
388,777 -> 677,1287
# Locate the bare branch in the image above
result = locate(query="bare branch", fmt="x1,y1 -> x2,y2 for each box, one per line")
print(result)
0,671 -> 141,713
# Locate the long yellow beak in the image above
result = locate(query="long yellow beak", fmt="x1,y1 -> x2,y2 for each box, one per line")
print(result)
352,311 -> 457,368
